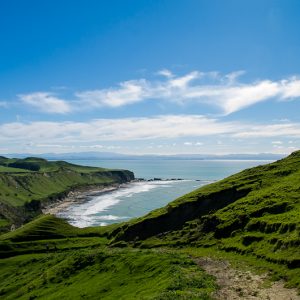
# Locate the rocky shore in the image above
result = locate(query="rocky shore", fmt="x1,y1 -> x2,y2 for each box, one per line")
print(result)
42,184 -> 122,215
42,178 -> 188,216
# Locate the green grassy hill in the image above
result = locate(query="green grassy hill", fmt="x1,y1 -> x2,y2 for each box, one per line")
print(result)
0,215 -> 216,299
112,151 -> 300,240
0,152 -> 299,299
0,157 -> 134,232
109,151 -> 300,288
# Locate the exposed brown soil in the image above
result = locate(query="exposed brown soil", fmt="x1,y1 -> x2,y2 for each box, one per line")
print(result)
195,257 -> 300,300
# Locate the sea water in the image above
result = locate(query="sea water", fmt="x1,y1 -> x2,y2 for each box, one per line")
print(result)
57,159 -> 271,227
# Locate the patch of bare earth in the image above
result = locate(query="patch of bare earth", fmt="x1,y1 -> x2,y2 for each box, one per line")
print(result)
195,257 -> 300,300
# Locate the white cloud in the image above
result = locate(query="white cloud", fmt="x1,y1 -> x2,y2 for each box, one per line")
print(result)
169,71 -> 200,88
81,145 -> 104,149
280,78 -> 300,99
271,146 -> 298,155
223,70 -> 246,84
36,144 -> 69,148
233,123 -> 300,138
215,80 -> 280,114
19,92 -> 72,114
17,71 -> 300,115
184,141 -> 203,146
0,115 -> 237,146
73,71 -> 300,114
73,71 -> 202,109
157,69 -> 174,78
271,141 -> 283,144
75,79 -> 149,108
1,115 -> 300,150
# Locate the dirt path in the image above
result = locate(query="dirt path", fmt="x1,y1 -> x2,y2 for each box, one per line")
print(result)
195,257 -> 300,300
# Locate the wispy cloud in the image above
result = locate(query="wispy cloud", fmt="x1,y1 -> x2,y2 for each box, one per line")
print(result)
271,141 -> 282,144
0,115 -> 236,143
157,69 -> 175,78
35,144 -> 70,148
233,123 -> 300,138
18,71 -> 300,115
74,70 -> 300,114
19,92 -> 72,114
75,80 -> 149,108
1,115 -> 300,147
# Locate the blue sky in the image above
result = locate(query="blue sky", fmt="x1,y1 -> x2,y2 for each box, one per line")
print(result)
1,0 -> 300,155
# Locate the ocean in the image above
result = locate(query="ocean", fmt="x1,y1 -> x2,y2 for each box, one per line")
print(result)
57,159 -> 272,227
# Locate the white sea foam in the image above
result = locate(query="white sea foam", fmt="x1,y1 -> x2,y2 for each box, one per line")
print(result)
59,180 -> 200,228
97,215 -> 126,221
82,181 -> 167,215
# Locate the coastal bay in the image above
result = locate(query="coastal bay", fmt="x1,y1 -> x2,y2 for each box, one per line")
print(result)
51,159 -> 272,227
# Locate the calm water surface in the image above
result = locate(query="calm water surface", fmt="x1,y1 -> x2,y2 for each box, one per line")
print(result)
58,159 -> 272,227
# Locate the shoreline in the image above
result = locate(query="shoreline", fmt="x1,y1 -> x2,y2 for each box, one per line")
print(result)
42,183 -> 124,215
42,178 -> 190,216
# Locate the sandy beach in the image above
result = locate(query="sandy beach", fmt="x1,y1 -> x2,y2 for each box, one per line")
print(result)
42,184 -> 122,215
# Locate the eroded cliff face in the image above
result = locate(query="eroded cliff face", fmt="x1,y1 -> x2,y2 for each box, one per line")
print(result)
99,170 -> 135,183
112,185 -> 253,241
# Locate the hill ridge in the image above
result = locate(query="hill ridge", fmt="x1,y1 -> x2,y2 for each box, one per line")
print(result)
0,157 -> 134,231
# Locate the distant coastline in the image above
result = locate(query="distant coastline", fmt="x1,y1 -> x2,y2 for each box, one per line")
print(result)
2,151 -> 284,161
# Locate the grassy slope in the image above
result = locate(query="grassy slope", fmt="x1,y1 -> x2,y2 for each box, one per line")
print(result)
0,166 -> 29,173
0,152 -> 299,299
111,151 -> 300,288
0,157 -> 134,230
0,216 -> 216,300
0,250 -> 216,300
